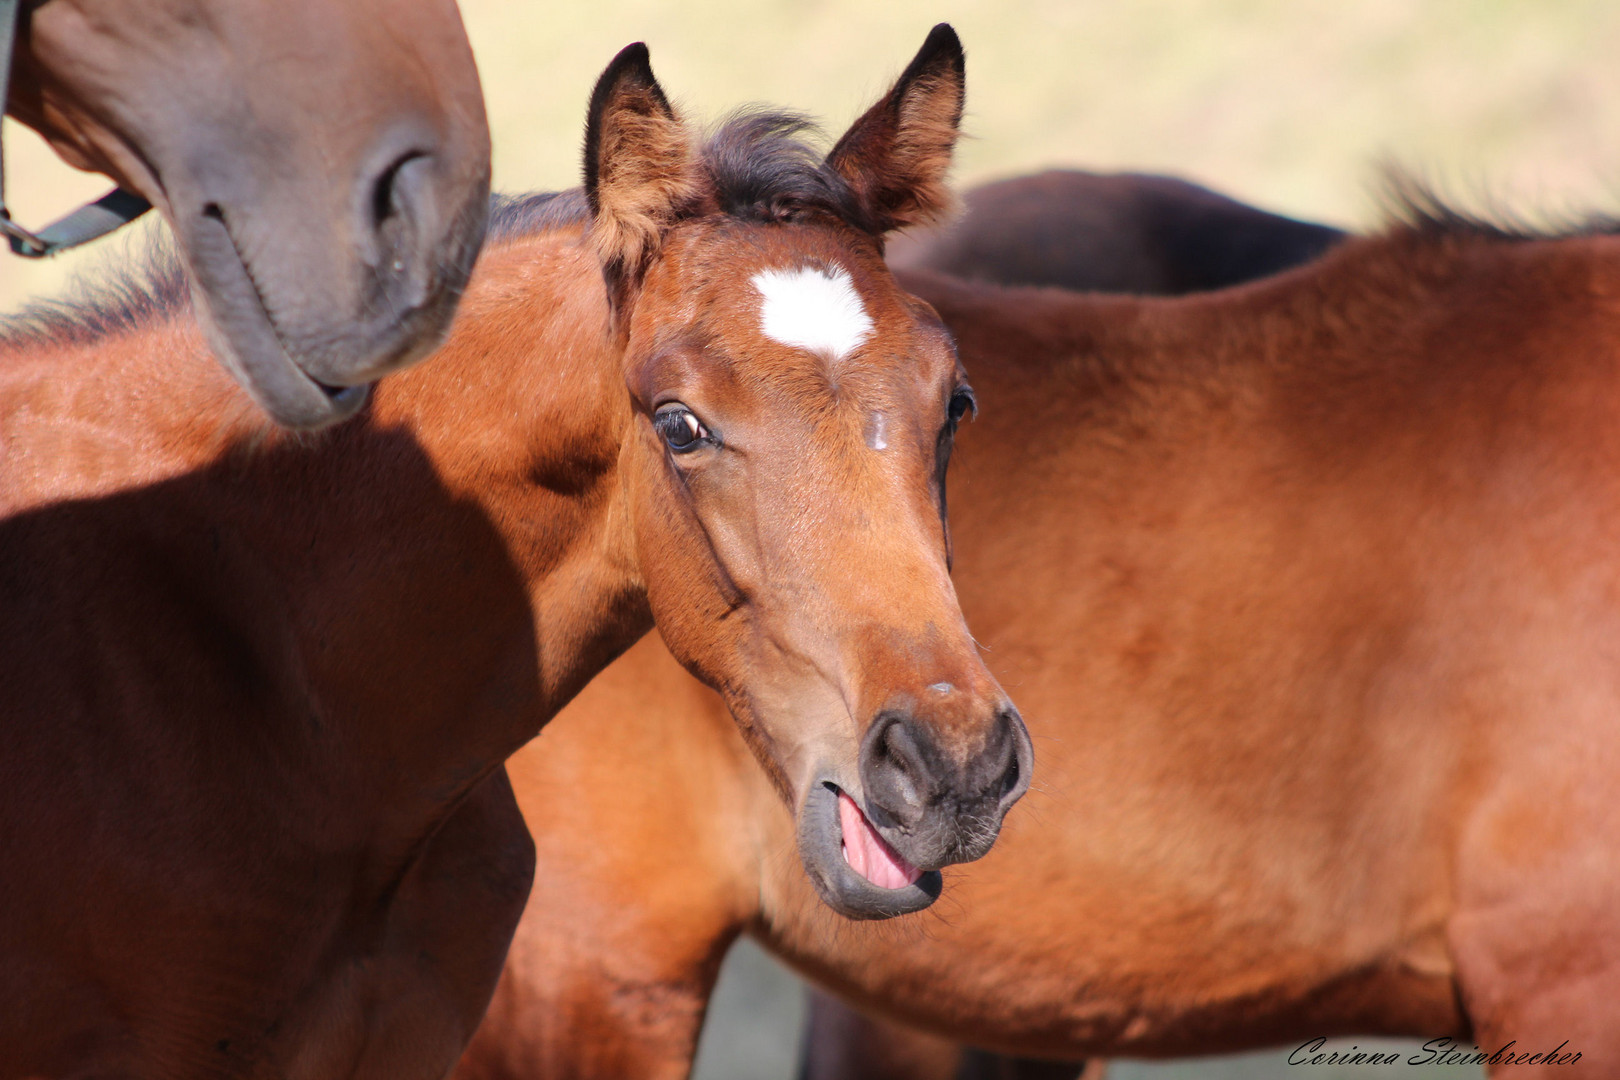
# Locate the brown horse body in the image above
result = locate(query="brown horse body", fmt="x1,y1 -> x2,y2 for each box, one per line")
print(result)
1,32 -> 1025,1078
6,0 -> 490,428
464,206 -> 1620,1078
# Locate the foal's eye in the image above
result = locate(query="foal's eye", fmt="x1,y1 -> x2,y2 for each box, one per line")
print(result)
948,387 -> 977,426
653,404 -> 712,453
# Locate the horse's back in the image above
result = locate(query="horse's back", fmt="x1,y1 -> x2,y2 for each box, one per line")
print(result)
887,170 -> 1346,293
0,323 -> 248,514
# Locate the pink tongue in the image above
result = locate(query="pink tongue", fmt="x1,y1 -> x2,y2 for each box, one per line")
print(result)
838,790 -> 923,890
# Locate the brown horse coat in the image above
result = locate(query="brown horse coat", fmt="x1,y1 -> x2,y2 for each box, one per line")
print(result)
0,31 -> 1021,1079
460,200 -> 1620,1079
7,0 -> 490,428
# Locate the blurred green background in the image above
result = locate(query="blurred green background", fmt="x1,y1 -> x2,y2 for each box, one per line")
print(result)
6,0 -> 1620,307
6,3 -> 1610,1075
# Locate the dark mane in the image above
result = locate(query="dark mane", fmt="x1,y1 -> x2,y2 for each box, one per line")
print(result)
486,188 -> 591,242
697,108 -> 865,227
0,230 -> 191,350
489,107 -> 866,246
1378,170 -> 1620,242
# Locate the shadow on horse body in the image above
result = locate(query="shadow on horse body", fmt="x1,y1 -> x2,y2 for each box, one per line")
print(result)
461,185 -> 1620,1080
7,0 -> 490,428
0,29 -> 1030,1078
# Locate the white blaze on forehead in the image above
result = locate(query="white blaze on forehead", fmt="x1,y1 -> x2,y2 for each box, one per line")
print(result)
751,265 -> 874,361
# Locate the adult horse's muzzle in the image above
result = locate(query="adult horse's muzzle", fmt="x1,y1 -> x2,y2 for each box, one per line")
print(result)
177,139 -> 489,430
797,706 -> 1033,920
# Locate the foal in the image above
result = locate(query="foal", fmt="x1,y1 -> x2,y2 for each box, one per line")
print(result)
0,29 -> 1026,1079
461,189 -> 1620,1079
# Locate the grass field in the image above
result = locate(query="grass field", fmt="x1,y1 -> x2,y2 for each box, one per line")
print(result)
5,0 -> 1620,306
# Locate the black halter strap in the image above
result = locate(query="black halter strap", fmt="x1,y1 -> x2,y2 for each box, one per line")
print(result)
0,0 -> 151,257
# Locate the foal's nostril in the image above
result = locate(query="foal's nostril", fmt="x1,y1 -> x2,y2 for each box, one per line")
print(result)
958,708 -> 1016,802
993,707 -> 1034,813
1000,748 -> 1020,799
859,713 -> 937,829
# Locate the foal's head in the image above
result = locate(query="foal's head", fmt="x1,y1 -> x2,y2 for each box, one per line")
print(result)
585,28 -> 1030,918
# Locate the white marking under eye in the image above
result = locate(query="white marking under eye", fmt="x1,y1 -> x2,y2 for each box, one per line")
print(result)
752,265 -> 874,361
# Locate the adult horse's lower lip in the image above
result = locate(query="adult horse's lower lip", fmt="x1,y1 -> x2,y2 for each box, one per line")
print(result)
316,379 -> 372,408
186,208 -> 375,430
796,781 -> 942,920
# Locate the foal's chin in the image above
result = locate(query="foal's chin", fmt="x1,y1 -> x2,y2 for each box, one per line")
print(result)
796,780 -> 944,920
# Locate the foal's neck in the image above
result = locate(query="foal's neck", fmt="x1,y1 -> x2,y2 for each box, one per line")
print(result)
323,231 -> 653,783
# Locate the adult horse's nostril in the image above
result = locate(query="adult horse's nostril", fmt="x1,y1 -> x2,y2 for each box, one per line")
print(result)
356,149 -> 443,323
365,151 -> 438,312
370,150 -> 428,231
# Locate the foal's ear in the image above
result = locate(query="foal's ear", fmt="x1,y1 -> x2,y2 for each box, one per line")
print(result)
583,43 -> 703,289
826,24 -> 965,234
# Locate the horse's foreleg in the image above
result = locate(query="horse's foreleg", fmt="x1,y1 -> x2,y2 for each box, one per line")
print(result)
456,940 -> 723,1080
1449,896 -> 1620,1079
284,767 -> 536,1080
452,825 -> 747,1079
1449,762 -> 1620,1079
